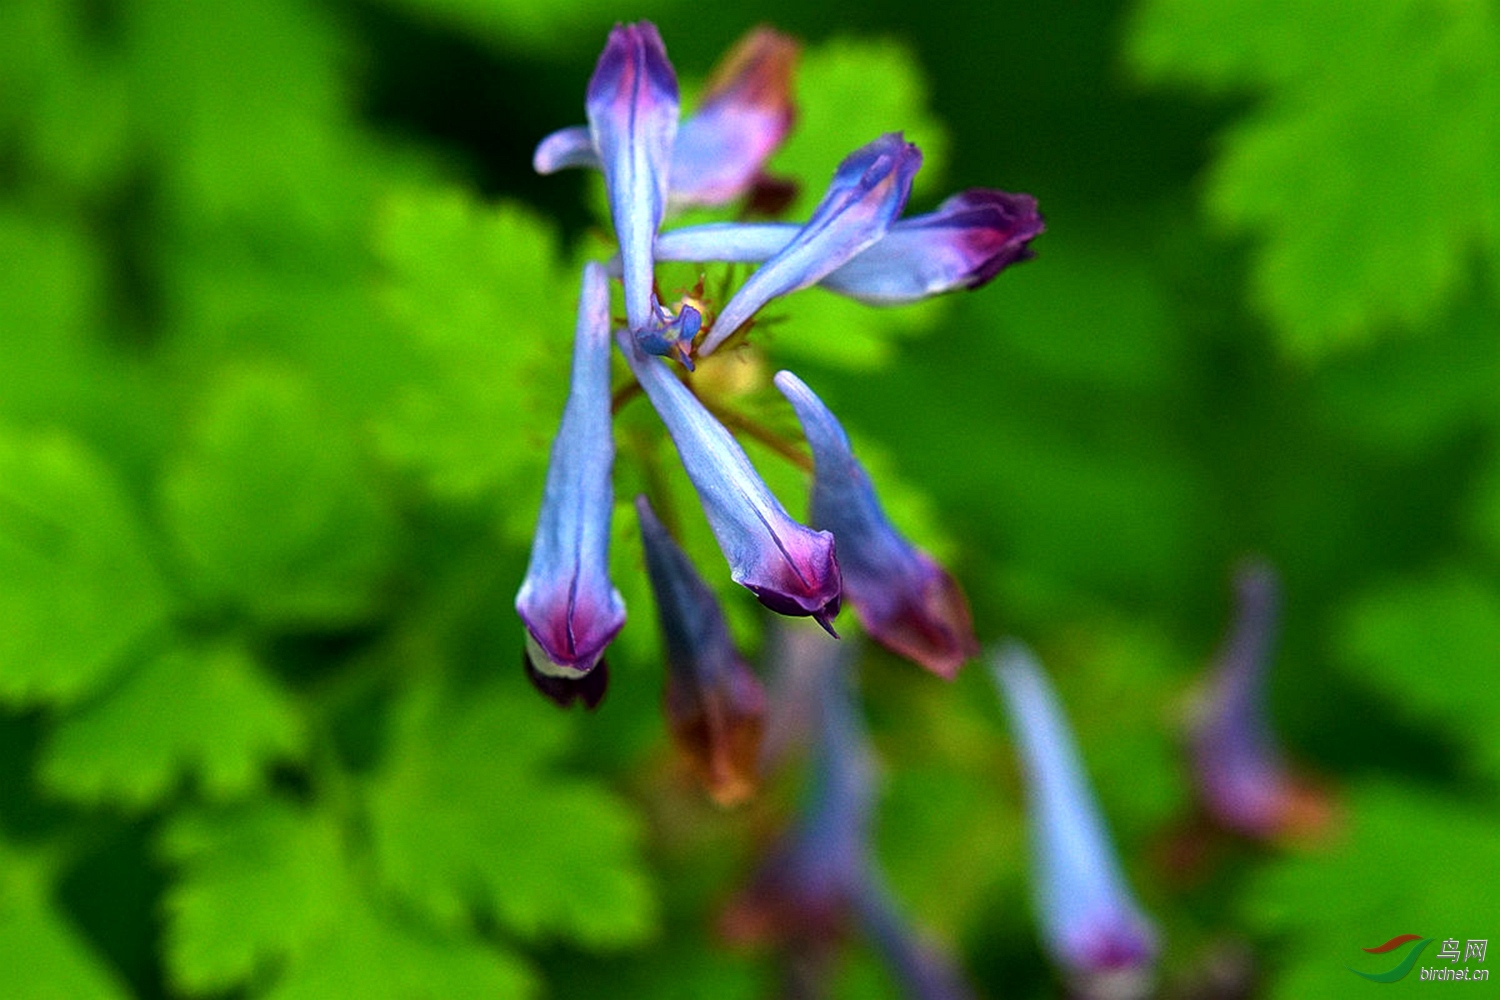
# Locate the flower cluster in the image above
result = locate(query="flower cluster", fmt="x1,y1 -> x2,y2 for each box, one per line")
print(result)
517,23 -> 1040,743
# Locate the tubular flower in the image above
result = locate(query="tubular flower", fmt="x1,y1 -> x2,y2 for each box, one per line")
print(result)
618,332 -> 842,630
533,24 -> 798,361
654,188 -> 1044,306
515,263 -> 625,708
669,26 -> 799,209
1190,562 -> 1331,840
776,371 -> 978,679
725,628 -> 975,1000
697,133 -> 924,357
991,642 -> 1159,992
853,878 -> 977,1000
721,633 -> 874,946
636,495 -> 767,806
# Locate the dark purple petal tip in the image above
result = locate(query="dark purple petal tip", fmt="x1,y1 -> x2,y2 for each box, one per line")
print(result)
588,22 -> 678,111
858,557 -> 978,680
943,189 -> 1045,287
523,650 -> 609,710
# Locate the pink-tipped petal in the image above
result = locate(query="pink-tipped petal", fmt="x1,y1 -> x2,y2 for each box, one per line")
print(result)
776,371 -> 977,678
619,335 -> 841,623
515,264 -> 625,688
671,27 -> 799,208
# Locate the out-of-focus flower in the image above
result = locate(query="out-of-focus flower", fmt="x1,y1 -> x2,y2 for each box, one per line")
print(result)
618,333 -> 842,630
534,24 -> 799,363
515,264 -> 625,708
726,627 -> 975,999
654,188 -> 1043,306
668,27 -> 798,209
697,133 -> 923,357
991,642 -> 1159,995
775,371 -> 978,679
853,877 -> 976,1000
636,495 -> 766,806
722,636 -> 872,947
1190,562 -> 1331,840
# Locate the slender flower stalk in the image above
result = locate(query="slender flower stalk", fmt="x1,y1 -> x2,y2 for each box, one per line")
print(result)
1190,562 -> 1330,840
697,133 -> 923,357
775,371 -> 978,679
618,333 -> 842,630
655,189 -> 1043,305
515,263 -> 625,708
991,642 -> 1159,993
636,495 -> 767,806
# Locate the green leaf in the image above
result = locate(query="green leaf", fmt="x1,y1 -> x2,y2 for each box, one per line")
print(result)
1129,0 -> 1500,357
366,681 -> 658,947
0,840 -> 130,1000
123,0 -> 375,228
0,424 -> 171,706
371,191 -> 574,540
1241,783 -> 1500,998
161,800 -> 535,999
0,0 -> 132,194
41,640 -> 305,808
159,367 -> 396,629
1338,569 -> 1500,777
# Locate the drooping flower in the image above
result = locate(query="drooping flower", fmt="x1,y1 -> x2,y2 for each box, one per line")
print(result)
655,188 -> 1043,305
776,371 -> 978,679
1190,562 -> 1331,840
725,627 -> 975,999
636,495 -> 767,806
697,133 -> 924,357
514,263 -> 625,708
533,24 -> 799,363
990,642 -> 1159,993
618,332 -> 842,630
853,877 -> 977,1000
721,632 -> 871,948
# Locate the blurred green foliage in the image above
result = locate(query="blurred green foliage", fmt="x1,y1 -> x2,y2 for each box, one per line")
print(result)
0,0 -> 1496,998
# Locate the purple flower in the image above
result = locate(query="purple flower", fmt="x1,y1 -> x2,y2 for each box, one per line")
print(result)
618,333 -> 841,630
669,27 -> 799,209
725,629 -> 975,1000
656,188 -> 1043,306
697,133 -> 923,357
636,495 -> 767,806
515,263 -> 624,708
853,878 -> 977,1000
775,371 -> 978,679
990,642 -> 1159,988
721,634 -> 873,946
1190,562 -> 1330,840
584,22 -> 678,338
534,24 -> 799,362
